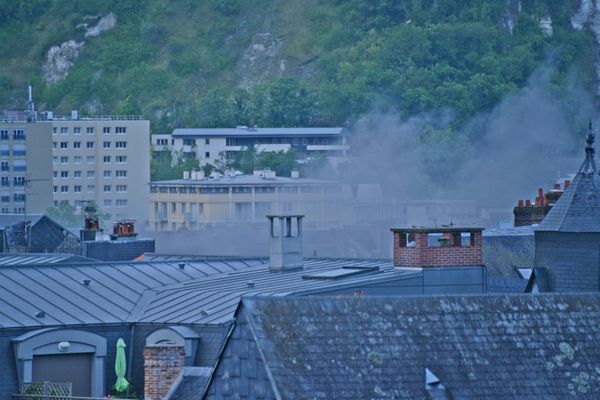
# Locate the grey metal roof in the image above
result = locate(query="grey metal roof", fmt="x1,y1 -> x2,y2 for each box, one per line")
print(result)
222,293 -> 600,399
0,258 -> 267,328
172,127 -> 344,137
129,259 -> 420,325
151,175 -> 335,186
0,253 -> 97,266
537,134 -> 600,232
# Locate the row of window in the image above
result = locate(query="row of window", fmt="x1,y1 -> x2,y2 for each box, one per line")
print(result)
182,138 -> 210,146
52,155 -> 127,164
54,199 -> 127,208
1,207 -> 25,213
224,136 -> 342,146
52,126 -> 127,135
0,161 -> 26,172
53,170 -> 127,178
0,193 -> 25,202
52,140 -> 127,149
149,185 -> 335,194
53,184 -> 128,193
0,129 -> 26,140
0,177 -> 26,186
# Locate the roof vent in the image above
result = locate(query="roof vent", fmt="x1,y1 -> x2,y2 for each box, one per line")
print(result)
83,279 -> 91,286
247,281 -> 255,288
200,309 -> 209,316
35,311 -> 45,318
178,263 -> 185,270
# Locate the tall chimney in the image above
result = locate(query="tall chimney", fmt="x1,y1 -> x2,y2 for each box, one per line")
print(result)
268,214 -> 304,271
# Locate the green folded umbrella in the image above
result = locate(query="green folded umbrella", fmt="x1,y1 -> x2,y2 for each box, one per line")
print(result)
114,338 -> 130,392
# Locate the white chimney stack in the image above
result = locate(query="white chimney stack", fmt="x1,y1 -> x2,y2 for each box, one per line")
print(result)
183,170 -> 190,180
268,214 -> 304,271
291,170 -> 300,179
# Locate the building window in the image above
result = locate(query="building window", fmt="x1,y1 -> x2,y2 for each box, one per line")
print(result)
103,156 -> 111,163
60,127 -> 68,134
183,138 -> 194,146
52,141 -> 58,149
104,199 -> 112,207
87,156 -> 94,164
103,185 -> 111,192
74,200 -> 83,207
86,127 -> 94,134
74,127 -> 81,134
74,185 -> 81,193
103,170 -> 111,178
115,141 -> 127,148
52,156 -> 58,164
74,170 -> 82,178
103,141 -> 110,148
13,129 -> 25,140
116,155 -> 127,163
116,127 -> 127,134
1,177 -> 9,186
13,192 -> 26,202
13,176 -> 26,186
1,130 -> 9,140
0,161 -> 8,171
116,170 -> 127,178
87,185 -> 95,193
103,127 -> 111,134
60,185 -> 68,193
60,156 -> 68,164
87,141 -> 94,149
116,199 -> 127,207
53,171 -> 58,178
74,156 -> 82,164
60,171 -> 68,178
205,152 -> 210,158
205,138 -> 210,145
60,142 -> 68,149
53,186 -> 57,193
116,184 -> 127,192
171,202 -> 176,212
87,170 -> 95,178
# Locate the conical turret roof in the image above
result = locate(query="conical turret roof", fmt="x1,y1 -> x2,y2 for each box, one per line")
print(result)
536,123 -> 600,232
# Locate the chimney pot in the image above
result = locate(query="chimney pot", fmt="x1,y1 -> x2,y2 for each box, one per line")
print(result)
518,199 -> 524,207
553,183 -> 560,190
525,199 -> 531,206
564,179 -> 571,189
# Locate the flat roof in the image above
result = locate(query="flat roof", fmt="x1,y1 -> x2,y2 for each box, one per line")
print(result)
151,175 -> 337,186
172,127 -> 344,137
391,227 -> 484,233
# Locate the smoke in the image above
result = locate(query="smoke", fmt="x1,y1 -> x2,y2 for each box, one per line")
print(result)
344,66 -> 594,210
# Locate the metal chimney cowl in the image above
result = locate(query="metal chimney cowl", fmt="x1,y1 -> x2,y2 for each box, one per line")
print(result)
268,215 -> 304,271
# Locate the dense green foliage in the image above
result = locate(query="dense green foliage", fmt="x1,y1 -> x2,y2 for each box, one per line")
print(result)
46,200 -> 111,227
0,0 -> 595,133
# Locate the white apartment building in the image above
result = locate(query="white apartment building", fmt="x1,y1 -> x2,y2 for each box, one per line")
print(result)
49,115 -> 150,224
152,126 -> 348,166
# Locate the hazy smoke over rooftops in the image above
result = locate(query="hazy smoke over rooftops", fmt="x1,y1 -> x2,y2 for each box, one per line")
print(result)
345,66 -> 594,208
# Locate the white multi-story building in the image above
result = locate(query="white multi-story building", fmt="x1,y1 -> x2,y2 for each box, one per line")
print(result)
49,114 -> 150,223
152,126 -> 348,166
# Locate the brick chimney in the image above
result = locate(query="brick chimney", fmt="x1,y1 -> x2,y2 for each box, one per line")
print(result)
391,227 -> 483,268
144,345 -> 185,400
267,214 -> 304,271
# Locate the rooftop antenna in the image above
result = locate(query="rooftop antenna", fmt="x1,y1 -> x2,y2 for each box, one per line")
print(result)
26,85 -> 35,121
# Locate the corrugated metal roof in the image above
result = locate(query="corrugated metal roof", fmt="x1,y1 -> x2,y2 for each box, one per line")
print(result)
0,258 -> 267,328
172,127 -> 344,137
130,259 -> 420,325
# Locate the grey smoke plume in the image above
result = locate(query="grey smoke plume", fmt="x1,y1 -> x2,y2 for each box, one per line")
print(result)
345,66 -> 593,209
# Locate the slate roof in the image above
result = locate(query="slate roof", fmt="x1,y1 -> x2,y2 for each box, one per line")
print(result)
129,259 -> 420,325
172,127 -> 344,137
537,132 -> 600,232
215,294 -> 600,399
169,367 -> 213,400
0,258 -> 266,328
